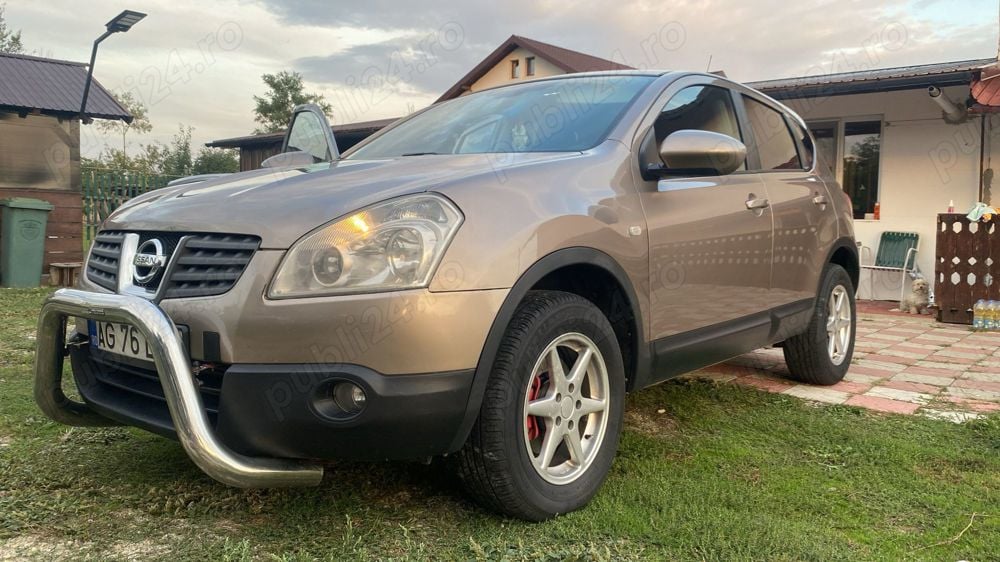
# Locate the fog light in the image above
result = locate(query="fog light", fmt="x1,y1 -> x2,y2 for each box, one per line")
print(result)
332,381 -> 366,415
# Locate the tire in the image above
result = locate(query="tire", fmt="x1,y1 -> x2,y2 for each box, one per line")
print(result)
455,290 -> 626,521
782,264 -> 856,385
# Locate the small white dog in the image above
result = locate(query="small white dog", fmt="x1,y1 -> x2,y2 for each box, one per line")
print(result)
900,278 -> 930,314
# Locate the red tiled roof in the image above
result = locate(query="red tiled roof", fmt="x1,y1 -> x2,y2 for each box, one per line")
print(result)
436,35 -> 633,102
972,63 -> 1000,110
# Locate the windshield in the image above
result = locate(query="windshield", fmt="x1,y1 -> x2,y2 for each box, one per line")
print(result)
347,75 -> 654,159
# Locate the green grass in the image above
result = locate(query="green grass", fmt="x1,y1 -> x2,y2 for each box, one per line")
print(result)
1,287 -> 998,561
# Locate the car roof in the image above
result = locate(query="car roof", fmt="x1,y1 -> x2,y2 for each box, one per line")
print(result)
459,70 -> 761,98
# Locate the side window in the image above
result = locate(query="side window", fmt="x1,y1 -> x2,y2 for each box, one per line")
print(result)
285,111 -> 331,163
742,96 -> 801,170
790,120 -> 814,170
648,85 -> 744,171
655,85 -> 742,142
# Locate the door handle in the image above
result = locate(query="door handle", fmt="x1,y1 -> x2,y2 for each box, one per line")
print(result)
745,195 -> 770,211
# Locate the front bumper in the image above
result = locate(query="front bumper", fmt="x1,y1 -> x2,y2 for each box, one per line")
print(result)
35,289 -> 323,487
69,344 -> 474,461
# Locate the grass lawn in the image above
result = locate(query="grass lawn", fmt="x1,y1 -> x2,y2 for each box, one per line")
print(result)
1,287 -> 998,561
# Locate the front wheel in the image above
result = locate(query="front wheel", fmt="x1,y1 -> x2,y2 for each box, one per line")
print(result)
455,290 -> 625,521
782,264 -> 856,385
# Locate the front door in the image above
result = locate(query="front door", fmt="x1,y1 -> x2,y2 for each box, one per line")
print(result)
636,83 -> 774,341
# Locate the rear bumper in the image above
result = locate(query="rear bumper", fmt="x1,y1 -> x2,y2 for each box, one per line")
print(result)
35,289 -> 324,488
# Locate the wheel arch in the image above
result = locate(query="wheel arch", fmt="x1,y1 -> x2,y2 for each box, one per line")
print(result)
826,237 -> 860,293
446,247 -> 649,453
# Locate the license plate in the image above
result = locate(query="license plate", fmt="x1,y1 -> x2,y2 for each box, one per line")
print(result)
88,320 -> 156,362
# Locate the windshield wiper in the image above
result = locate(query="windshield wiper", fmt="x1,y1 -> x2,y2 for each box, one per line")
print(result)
400,152 -> 441,157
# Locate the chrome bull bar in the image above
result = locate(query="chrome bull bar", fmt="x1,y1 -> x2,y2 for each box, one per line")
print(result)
34,288 -> 324,488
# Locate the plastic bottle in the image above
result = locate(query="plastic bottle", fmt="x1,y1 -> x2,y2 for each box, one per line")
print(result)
973,299 -> 987,330
873,202 -> 880,220
990,301 -> 1000,332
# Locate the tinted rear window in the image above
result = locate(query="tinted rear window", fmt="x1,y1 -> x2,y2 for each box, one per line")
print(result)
743,96 -> 801,170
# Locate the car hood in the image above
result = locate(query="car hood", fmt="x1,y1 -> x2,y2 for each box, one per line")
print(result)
104,153 -> 575,248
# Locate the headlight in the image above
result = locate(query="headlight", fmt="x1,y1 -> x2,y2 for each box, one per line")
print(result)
268,193 -> 463,298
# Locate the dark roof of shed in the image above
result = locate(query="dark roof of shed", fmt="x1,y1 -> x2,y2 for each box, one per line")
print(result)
436,35 -> 633,102
206,117 -> 398,148
748,57 -> 996,99
0,53 -> 131,121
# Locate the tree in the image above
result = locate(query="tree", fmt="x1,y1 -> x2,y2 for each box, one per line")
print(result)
95,90 -> 153,156
252,71 -> 331,133
0,2 -> 24,54
159,125 -> 194,177
84,123 -> 239,178
83,143 -> 166,176
193,148 -> 239,174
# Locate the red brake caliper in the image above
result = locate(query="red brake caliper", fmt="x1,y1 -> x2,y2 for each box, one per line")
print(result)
526,375 -> 544,440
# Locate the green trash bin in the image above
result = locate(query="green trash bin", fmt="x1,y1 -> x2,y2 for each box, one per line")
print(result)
0,197 -> 55,288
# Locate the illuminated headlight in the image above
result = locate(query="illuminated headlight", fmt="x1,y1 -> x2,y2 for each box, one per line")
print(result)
268,193 -> 463,298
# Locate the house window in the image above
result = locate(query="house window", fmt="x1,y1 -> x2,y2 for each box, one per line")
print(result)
526,56 -> 536,76
842,121 -> 882,219
511,59 -> 520,79
807,119 -> 882,219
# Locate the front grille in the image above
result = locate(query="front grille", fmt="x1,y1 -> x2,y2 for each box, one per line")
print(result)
86,231 -> 125,291
162,234 -> 260,299
85,230 -> 260,299
134,232 -> 183,290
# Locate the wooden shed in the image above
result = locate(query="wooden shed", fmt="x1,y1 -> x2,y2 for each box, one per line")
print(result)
0,53 -> 131,274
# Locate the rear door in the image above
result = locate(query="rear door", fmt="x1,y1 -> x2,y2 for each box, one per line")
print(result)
635,78 -> 773,342
736,94 -> 839,314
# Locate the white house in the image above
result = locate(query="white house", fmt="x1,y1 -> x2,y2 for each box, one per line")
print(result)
750,59 -> 999,300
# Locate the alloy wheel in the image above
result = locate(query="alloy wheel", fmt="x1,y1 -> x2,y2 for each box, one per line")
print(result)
826,284 -> 852,365
522,332 -> 610,485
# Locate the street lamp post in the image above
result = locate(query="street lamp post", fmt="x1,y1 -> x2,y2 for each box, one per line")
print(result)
79,10 -> 146,123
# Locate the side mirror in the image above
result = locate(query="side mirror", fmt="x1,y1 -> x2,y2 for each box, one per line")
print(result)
654,129 -> 746,177
260,150 -> 319,169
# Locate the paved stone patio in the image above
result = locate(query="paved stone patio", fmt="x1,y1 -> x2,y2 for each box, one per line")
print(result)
688,310 -> 1000,422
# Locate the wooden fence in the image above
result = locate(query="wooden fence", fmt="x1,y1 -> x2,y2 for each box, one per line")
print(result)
935,213 -> 999,324
82,170 -> 179,248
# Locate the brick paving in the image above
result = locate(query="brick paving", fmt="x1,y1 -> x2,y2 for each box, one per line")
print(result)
687,310 -> 1000,422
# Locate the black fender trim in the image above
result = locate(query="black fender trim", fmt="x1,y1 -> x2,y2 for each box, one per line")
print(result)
825,236 -> 860,291
445,247 -> 649,453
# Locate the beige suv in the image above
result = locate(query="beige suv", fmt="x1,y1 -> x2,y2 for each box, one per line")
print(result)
35,71 -> 858,521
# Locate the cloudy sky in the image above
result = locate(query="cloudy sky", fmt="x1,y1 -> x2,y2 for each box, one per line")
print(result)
6,0 -> 996,157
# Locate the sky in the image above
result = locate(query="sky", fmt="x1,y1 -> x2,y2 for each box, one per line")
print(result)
5,0 -> 997,158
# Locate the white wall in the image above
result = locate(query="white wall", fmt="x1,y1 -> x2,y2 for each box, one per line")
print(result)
781,86 -> 987,300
